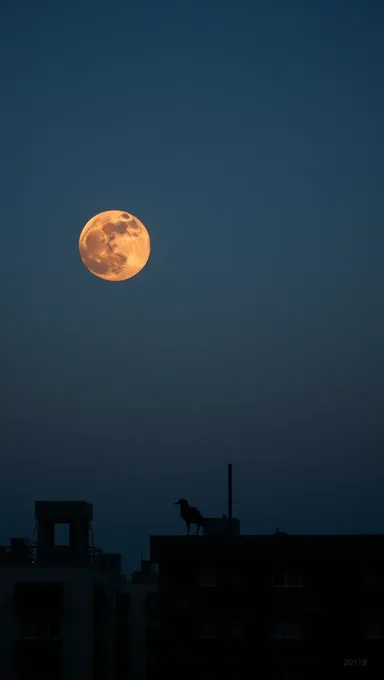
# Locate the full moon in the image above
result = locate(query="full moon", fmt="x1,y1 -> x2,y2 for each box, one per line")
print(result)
78,210 -> 151,282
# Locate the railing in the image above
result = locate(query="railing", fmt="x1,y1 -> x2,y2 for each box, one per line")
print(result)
0,544 -> 104,565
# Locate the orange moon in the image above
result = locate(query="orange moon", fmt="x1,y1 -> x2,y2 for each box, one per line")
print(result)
78,210 -> 151,282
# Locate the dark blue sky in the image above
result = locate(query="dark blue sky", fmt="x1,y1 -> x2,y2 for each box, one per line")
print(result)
1,0 -> 382,575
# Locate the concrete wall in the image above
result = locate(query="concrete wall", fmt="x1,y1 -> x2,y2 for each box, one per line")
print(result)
0,565 -> 117,680
127,582 -> 158,680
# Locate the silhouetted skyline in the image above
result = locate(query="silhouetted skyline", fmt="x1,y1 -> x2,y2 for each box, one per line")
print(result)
1,0 -> 383,576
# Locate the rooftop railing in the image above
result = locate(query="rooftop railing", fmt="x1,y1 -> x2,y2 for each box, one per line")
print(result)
0,544 -> 104,565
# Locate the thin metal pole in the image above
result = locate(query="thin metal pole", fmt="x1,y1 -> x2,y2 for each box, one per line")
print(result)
228,463 -> 232,534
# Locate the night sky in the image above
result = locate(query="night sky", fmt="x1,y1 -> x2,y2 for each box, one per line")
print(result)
1,0 -> 382,576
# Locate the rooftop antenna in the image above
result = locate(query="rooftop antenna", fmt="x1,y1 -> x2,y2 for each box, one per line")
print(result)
228,463 -> 232,535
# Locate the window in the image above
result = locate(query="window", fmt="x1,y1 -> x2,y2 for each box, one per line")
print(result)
174,643 -> 188,658
163,624 -> 174,642
272,620 -> 303,639
20,621 -> 38,638
272,569 -> 303,588
364,573 -> 380,587
199,621 -> 218,639
199,566 -> 217,588
363,622 -> 384,639
176,592 -> 192,608
228,568 -> 243,586
229,621 -> 243,638
20,620 -> 60,638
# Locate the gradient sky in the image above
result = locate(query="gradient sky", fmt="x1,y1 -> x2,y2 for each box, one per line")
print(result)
1,0 -> 382,576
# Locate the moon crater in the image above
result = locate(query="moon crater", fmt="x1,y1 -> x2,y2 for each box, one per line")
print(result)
79,210 -> 150,281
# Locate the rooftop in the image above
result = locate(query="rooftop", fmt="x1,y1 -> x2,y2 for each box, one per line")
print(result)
150,533 -> 384,562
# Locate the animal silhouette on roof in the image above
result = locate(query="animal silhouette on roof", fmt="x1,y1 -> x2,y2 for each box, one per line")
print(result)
175,498 -> 204,535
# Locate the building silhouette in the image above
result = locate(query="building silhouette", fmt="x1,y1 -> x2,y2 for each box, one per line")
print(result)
148,530 -> 384,679
1,483 -> 384,680
0,501 -> 129,680
127,559 -> 158,680
146,467 -> 384,679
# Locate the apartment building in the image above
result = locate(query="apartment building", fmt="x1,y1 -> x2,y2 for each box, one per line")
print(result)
0,501 -> 130,680
148,526 -> 384,679
127,560 -> 158,680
